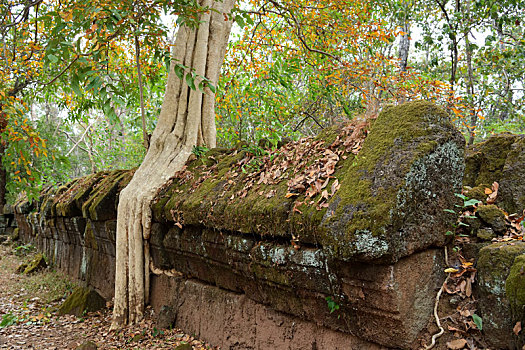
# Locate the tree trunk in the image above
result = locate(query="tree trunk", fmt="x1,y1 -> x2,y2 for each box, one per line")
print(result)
0,143 -> 6,209
111,0 -> 235,327
398,22 -> 410,72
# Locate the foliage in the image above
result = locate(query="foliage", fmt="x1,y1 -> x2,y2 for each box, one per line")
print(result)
215,0 -> 460,147
215,0 -> 525,147
0,312 -> 17,328
0,0 -> 524,202
325,296 -> 340,314
13,243 -> 34,257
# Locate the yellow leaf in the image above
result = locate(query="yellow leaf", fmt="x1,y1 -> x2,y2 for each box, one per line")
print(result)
444,268 -> 458,273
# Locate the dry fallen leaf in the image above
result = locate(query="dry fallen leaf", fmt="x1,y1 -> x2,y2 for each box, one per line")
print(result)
447,338 -> 467,349
487,181 -> 499,204
465,279 -> 472,297
514,321 -> 522,335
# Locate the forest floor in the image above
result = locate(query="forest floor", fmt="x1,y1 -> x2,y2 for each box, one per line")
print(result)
0,243 -> 217,350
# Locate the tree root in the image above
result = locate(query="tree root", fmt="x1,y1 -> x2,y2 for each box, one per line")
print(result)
149,260 -> 183,278
425,246 -> 450,350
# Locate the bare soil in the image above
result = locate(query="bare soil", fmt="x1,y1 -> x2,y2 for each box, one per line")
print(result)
0,244 -> 217,350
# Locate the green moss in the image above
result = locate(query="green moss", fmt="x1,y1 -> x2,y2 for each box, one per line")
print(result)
478,242 -> 525,296
11,227 -> 19,241
20,253 -> 47,274
83,221 -> 98,250
464,133 -> 518,187
54,173 -> 106,217
82,170 -> 134,221
464,184 -> 490,204
313,101 -> 463,259
152,101 -> 464,262
476,204 -> 506,233
506,254 -> 525,315
477,228 -> 496,241
58,286 -> 106,316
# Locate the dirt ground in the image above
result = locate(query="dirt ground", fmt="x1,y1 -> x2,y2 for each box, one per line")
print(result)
0,243 -> 217,350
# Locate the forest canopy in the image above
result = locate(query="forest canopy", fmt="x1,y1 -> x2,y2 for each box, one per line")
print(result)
0,0 -> 524,202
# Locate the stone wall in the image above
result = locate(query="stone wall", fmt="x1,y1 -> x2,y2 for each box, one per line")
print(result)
12,101 -> 469,349
463,133 -> 525,349
14,170 -> 133,299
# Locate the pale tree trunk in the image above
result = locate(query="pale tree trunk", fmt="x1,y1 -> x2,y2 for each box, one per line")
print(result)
111,0 -> 235,327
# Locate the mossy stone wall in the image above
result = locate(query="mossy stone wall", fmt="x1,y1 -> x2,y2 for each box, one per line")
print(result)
14,169 -> 134,299
152,101 -> 465,263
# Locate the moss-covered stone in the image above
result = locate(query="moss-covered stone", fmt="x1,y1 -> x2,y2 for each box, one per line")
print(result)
54,174 -> 103,217
463,183 -> 490,204
464,132 -> 519,187
81,170 -> 134,221
476,204 -> 507,234
506,254 -> 525,315
58,286 -> 106,316
11,227 -> 19,241
151,101 -> 464,263
476,228 -> 495,241
477,242 -> 525,348
463,133 -> 525,215
499,136 -> 525,214
17,253 -> 47,274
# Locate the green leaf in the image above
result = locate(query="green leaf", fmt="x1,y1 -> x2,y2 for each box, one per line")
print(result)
198,80 -> 206,93
71,74 -> 82,96
174,64 -> 184,80
443,209 -> 456,214
464,199 -> 481,207
234,15 -> 245,28
325,296 -> 339,314
185,73 -> 196,90
454,193 -> 468,200
472,313 -> 483,330
244,13 -> 254,25
48,54 -> 58,63
0,313 -> 17,328
445,231 -> 455,236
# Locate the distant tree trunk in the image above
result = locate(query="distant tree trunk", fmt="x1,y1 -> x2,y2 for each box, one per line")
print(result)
0,143 -> 6,209
111,0 -> 235,327
398,22 -> 410,72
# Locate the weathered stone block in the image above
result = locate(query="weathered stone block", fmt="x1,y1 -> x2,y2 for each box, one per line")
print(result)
464,133 -> 525,214
500,136 -> 525,214
477,242 -> 525,348
153,101 -> 464,264
59,286 -> 106,316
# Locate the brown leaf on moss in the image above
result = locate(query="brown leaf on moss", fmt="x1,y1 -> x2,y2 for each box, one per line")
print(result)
486,181 -> 499,204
